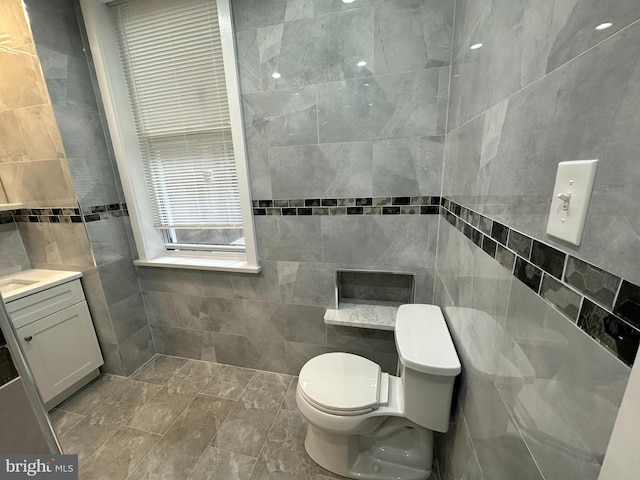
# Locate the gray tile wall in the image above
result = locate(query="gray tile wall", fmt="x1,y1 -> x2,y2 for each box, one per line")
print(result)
139,0 -> 453,373
24,0 -> 155,376
0,223 -> 30,277
436,2 -> 640,479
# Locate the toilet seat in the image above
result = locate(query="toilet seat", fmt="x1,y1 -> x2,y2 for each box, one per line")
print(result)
298,353 -> 389,416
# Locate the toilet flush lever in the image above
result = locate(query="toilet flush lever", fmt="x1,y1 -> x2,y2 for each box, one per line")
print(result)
557,192 -> 572,210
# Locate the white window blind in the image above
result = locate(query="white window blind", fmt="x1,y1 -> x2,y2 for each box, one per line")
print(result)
113,0 -> 242,230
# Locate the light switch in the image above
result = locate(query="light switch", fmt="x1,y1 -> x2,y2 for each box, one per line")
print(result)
546,159 -> 598,246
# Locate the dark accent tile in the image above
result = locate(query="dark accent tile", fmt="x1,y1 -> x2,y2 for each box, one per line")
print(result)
490,221 -> 509,245
459,207 -> 469,223
443,198 -> 450,209
28,216 -> 39,222
467,210 -> 479,228
400,206 -> 419,215
478,215 -> 492,235
297,208 -> 312,215
540,274 -> 581,321
420,206 -> 438,215
31,208 -> 43,215
508,230 -> 533,259
321,198 -> 338,207
337,198 -> 356,207
438,197 -> 445,206
312,208 -> 329,215
392,197 -> 411,205
108,204 -> 121,211
451,203 -> 462,216
19,209 -> 31,215
614,280 -> 640,330
382,206 -> 400,215
258,200 -> 273,208
355,197 -> 372,206
52,208 -> 63,215
92,205 -> 106,213
530,240 -> 566,279
495,244 -> 515,272
49,216 -> 60,223
84,214 -> 101,222
482,235 -> 497,258
565,256 -> 621,309
373,197 -> 392,206
445,211 -> 455,226
514,257 -> 542,293
363,207 -> 381,215
346,207 -> 363,215
578,299 -> 640,367
252,207 -> 266,215
71,215 -> 83,223
288,199 -> 304,207
266,208 -> 281,215
470,227 -> 482,247
252,200 -> 259,208
281,208 -> 297,215
329,207 -> 346,215
273,200 -> 289,208
304,199 -> 320,207
462,222 -> 472,240
410,196 -> 432,206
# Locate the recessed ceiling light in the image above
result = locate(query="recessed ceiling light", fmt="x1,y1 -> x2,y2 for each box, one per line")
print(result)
342,0 -> 355,3
271,72 -> 281,79
357,60 -> 367,67
470,43 -> 483,50
595,22 -> 612,31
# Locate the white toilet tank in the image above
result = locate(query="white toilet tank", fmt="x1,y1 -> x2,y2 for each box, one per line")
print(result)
395,304 -> 461,433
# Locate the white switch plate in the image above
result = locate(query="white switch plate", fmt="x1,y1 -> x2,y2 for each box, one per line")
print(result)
546,159 -> 598,246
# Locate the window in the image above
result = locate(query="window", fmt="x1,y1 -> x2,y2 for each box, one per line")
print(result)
80,0 -> 259,272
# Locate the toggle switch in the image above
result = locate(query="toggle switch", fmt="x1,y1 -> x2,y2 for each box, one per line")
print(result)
546,159 -> 598,246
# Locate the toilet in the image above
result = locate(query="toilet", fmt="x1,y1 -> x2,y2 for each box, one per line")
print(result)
296,304 -> 461,480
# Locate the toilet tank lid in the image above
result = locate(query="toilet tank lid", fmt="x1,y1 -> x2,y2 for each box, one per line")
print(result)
396,304 -> 461,376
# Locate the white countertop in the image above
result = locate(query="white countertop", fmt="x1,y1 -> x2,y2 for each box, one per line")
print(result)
0,269 -> 82,302
324,303 -> 399,331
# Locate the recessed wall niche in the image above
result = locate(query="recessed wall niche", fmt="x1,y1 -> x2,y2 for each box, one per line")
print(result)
336,270 -> 415,309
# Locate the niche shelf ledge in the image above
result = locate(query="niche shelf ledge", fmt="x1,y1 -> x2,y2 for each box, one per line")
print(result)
324,303 -> 398,331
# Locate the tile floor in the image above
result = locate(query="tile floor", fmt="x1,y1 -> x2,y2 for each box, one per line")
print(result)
49,354 -> 440,480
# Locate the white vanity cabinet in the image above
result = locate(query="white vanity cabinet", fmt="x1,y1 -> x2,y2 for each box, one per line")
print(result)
4,278 -> 104,408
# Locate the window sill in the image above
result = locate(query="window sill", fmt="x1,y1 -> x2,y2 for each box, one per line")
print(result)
133,256 -> 261,273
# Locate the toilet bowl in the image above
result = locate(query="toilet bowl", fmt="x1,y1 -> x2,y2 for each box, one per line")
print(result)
296,304 -> 461,480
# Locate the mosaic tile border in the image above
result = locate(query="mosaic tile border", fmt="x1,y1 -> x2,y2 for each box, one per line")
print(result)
1,203 -> 128,224
441,197 -> 640,367
252,196 -> 441,216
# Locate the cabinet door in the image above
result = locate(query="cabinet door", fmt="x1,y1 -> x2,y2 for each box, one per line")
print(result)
17,301 -> 104,403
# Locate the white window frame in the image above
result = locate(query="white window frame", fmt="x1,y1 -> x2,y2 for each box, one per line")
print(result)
79,0 -> 260,273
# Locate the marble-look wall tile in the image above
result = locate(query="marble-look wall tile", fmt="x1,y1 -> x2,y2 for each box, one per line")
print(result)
17,221 -> 95,270
277,261 -> 335,307
246,148 -> 271,199
255,215 -> 323,262
442,114 -> 484,202
321,215 -> 434,268
0,224 -> 30,276
272,8 -> 374,88
85,217 -> 133,267
109,292 -> 148,344
546,0 -> 640,72
232,0 -> 288,31
318,69 -> 440,143
373,0 -> 452,74
0,44 -> 48,112
448,0 -> 552,131
0,0 -> 34,48
119,325 -> 155,376
312,0 -> 387,17
242,85 -> 318,149
269,142 -> 373,198
0,159 -> 77,207
14,105 -> 65,161
498,280 -> 629,480
372,136 -> 443,196
98,255 -> 140,305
